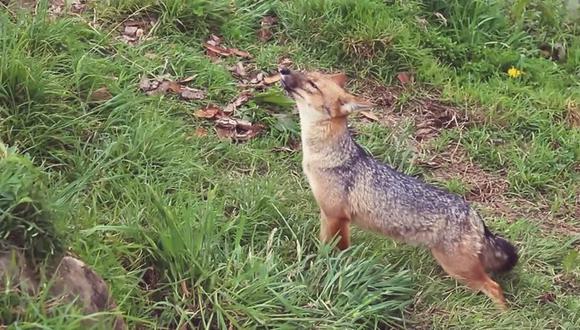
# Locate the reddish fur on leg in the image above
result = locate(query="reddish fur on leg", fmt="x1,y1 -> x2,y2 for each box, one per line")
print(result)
431,246 -> 508,310
320,211 -> 351,250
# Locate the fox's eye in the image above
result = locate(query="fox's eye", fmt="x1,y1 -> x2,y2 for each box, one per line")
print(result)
308,80 -> 321,93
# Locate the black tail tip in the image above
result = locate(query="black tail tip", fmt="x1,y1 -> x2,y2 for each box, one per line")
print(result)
483,222 -> 518,273
494,236 -> 519,273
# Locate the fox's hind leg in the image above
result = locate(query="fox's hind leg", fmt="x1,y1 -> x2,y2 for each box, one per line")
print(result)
319,210 -> 350,250
431,246 -> 507,310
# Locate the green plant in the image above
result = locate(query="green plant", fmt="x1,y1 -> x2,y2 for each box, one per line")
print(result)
0,143 -> 64,262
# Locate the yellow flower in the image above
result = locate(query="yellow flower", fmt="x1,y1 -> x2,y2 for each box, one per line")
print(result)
507,66 -> 523,78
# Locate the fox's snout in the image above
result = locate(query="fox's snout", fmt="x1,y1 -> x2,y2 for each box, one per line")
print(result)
278,67 -> 374,119
279,67 -> 302,93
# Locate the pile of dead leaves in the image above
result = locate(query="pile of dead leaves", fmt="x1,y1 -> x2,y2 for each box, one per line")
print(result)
192,32 -> 291,142
233,67 -> 281,90
203,35 -> 252,61
194,102 -> 264,142
119,16 -> 157,45
139,75 -> 205,101
204,34 -> 284,89
136,16 -> 289,143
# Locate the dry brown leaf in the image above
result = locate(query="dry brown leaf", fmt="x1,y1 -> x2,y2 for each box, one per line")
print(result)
139,78 -> 156,92
47,0 -> 87,16
180,87 -> 206,100
120,17 -> 157,45
166,81 -> 183,94
203,36 -> 251,58
48,0 -> 65,16
89,86 -> 113,102
71,0 -> 87,14
180,281 -> 191,298
215,117 -> 264,141
215,117 -> 237,128
263,73 -> 281,85
124,26 -> 138,37
360,111 -> 379,122
258,16 -> 277,42
156,81 -> 172,94
273,139 -> 301,153
537,292 -> 556,304
224,91 -> 253,114
194,105 -> 221,119
139,76 -> 153,91
396,72 -> 413,85
230,48 -> 252,58
415,127 -> 436,140
139,75 -> 205,100
232,62 -> 247,78
204,43 -> 231,57
250,72 -> 265,85
194,127 -> 208,137
121,35 -> 138,44
215,126 -> 234,139
177,75 -> 197,84
257,29 -> 272,42
262,16 -> 277,26
207,34 -> 222,46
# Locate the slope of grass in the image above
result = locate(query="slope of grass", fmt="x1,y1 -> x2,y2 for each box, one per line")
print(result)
1,0 -> 579,328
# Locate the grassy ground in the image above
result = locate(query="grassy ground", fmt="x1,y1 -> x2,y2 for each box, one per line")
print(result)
1,0 -> 579,328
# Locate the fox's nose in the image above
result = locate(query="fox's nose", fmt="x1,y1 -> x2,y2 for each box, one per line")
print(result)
278,67 -> 291,75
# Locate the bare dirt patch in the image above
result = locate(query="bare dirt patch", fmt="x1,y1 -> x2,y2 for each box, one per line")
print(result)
355,80 -> 472,142
408,95 -> 470,141
417,143 -> 509,204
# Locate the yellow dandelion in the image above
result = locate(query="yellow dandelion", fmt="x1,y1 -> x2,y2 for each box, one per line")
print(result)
507,66 -> 523,78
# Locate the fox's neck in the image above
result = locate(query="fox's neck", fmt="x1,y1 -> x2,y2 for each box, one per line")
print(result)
300,116 -> 347,143
299,117 -> 359,163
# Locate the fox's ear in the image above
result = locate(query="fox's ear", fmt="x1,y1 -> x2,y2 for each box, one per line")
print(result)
340,96 -> 374,115
327,73 -> 347,88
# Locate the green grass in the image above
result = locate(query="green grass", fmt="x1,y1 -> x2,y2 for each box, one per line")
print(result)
1,0 -> 579,328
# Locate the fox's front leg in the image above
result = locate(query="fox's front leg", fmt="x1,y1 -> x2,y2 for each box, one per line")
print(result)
319,209 -> 351,250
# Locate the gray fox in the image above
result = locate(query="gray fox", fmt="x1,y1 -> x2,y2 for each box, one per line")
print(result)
278,67 -> 518,309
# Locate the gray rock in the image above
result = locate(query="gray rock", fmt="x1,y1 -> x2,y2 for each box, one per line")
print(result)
50,256 -> 126,330
0,250 -> 126,329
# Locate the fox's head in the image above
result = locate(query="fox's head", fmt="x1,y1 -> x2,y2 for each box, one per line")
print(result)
279,67 -> 373,123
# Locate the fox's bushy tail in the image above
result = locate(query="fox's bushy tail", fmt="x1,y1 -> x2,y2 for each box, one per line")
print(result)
479,223 -> 518,273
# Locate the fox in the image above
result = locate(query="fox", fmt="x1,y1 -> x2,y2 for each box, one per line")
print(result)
278,67 -> 518,309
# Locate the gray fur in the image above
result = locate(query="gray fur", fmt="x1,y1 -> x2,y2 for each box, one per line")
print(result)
304,132 -> 486,254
